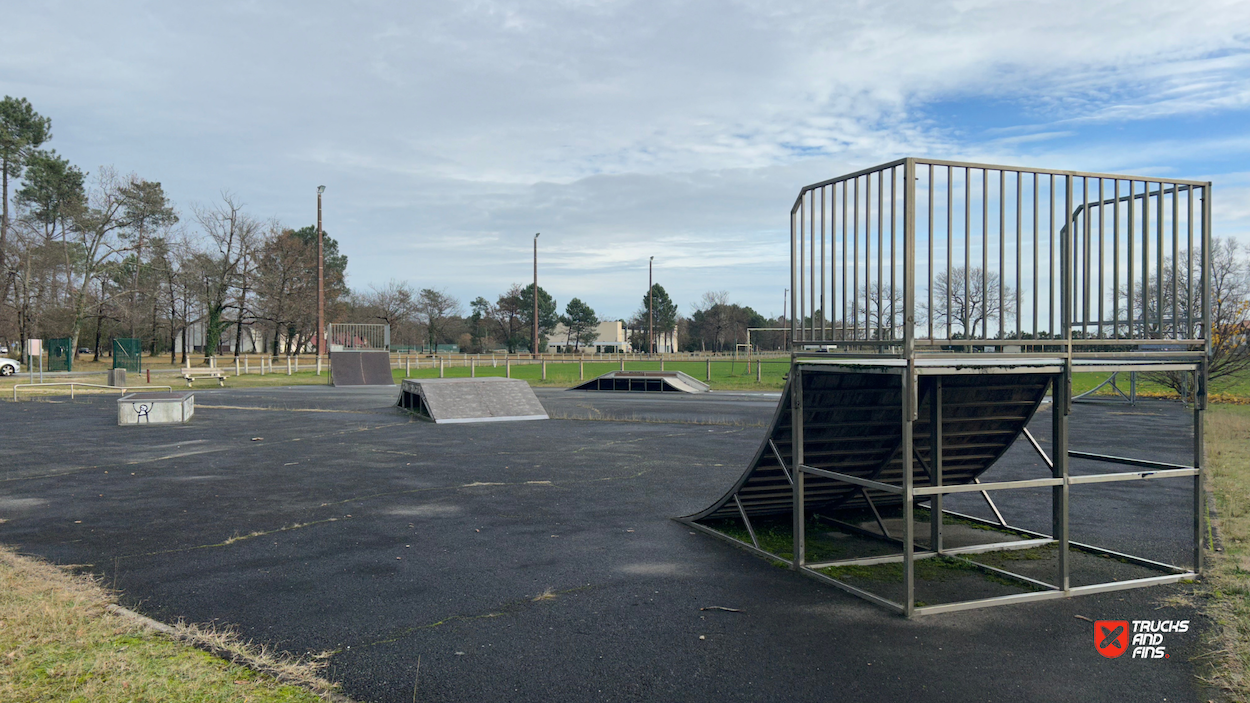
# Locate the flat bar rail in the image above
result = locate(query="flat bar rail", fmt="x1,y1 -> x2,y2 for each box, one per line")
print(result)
12,383 -> 173,401
789,158 -> 1212,356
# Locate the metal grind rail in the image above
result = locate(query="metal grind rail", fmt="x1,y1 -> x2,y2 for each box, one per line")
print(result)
12,382 -> 173,401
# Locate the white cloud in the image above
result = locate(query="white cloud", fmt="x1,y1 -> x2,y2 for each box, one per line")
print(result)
1,0 -> 1248,318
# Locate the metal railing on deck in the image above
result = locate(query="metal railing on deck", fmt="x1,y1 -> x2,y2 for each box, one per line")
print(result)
789,158 -> 1212,356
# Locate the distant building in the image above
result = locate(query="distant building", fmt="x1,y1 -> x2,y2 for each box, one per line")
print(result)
549,319 -> 678,353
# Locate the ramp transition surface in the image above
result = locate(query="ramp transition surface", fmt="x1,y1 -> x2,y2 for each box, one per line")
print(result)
684,370 -> 1050,521
330,350 -> 394,387
398,377 -> 549,423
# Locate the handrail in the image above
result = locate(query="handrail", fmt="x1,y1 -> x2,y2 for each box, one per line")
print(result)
12,383 -> 173,401
789,157 -> 1212,351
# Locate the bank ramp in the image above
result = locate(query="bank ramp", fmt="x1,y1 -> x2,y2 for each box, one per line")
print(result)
398,377 -> 548,424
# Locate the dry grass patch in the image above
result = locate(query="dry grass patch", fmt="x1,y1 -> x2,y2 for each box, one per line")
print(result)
0,544 -> 342,702
1197,405 -> 1250,697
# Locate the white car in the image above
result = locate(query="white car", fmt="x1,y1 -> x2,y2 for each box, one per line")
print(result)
0,358 -> 19,376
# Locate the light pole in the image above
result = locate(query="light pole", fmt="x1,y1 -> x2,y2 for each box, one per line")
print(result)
783,287 -> 788,351
533,233 -> 540,359
317,185 -> 326,362
648,256 -> 654,355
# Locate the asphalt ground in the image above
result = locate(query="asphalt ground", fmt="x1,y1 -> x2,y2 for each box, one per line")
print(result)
0,385 -> 1211,702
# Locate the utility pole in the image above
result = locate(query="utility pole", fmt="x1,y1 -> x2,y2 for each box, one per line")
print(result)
533,233 -> 540,359
648,256 -> 654,355
317,185 -> 326,362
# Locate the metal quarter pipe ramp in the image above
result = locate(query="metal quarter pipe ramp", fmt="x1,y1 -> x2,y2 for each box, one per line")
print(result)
398,377 -> 549,424
683,370 -> 1050,522
331,350 -> 395,386
571,370 -> 710,393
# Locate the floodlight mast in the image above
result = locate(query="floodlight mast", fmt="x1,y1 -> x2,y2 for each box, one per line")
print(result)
317,185 -> 326,363
649,256 -> 654,355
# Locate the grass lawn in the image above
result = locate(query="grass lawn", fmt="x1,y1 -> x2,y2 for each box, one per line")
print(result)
0,546 -> 339,702
1196,404 -> 1250,697
391,358 -> 789,391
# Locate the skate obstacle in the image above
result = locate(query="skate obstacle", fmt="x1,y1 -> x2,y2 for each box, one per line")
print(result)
681,157 -> 1211,616
330,350 -> 394,386
571,370 -> 709,393
397,377 -> 548,424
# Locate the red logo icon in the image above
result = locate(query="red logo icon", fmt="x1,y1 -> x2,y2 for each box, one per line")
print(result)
1095,620 -> 1129,658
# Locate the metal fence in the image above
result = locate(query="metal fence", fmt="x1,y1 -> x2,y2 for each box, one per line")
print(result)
789,158 -> 1212,355
327,323 -> 390,351
113,338 -> 142,372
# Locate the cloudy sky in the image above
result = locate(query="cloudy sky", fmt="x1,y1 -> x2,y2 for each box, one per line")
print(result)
4,0 -> 1249,320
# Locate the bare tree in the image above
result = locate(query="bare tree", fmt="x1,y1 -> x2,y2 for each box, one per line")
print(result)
192,193 -> 260,359
417,288 -> 462,350
1137,238 -> 1250,393
853,284 -> 905,340
929,267 -> 1015,338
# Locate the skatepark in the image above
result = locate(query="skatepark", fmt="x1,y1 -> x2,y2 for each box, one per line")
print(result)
0,384 -> 1209,702
0,158 -> 1222,701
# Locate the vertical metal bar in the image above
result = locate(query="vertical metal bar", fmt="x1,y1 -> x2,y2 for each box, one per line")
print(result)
791,366 -> 805,569
842,182 -> 848,340
1016,171 -> 1022,339
1033,172 -> 1039,339
1143,182 -> 1150,337
1081,177 -> 1090,337
1128,181 -> 1136,339
1113,180 -> 1120,338
1202,184 -> 1211,355
902,369 -> 916,616
866,173 -> 873,339
1187,185 -> 1194,337
1097,178 -> 1104,339
999,169 -> 1005,339
821,186 -> 827,339
1157,181 -> 1165,337
854,177 -> 860,340
891,166 -> 897,341
965,168 -> 971,340
878,170 -> 884,339
925,162 -> 935,342
799,194 -> 806,342
791,207 -> 798,344
1049,174 -> 1055,339
1064,176 -> 1073,355
1053,372 -> 1070,591
810,188 -> 816,341
1172,183 -> 1179,339
831,184 -> 837,340
1194,362 -> 1206,573
948,165 -> 953,340
929,377 -> 943,552
982,168 -> 989,340
904,159 -> 916,359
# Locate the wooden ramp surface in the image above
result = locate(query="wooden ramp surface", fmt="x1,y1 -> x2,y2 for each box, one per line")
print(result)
684,370 -> 1050,521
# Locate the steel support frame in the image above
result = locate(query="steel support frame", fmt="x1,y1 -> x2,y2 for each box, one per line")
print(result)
757,358 -> 1205,618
